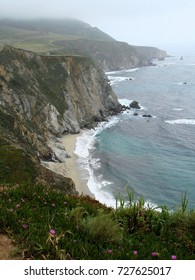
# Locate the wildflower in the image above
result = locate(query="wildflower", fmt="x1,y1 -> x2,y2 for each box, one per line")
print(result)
49,229 -> 56,235
16,203 -> 20,208
64,201 -> 68,205
107,249 -> 113,254
171,255 -> 177,260
52,203 -> 55,207
152,251 -> 160,257
133,250 -> 138,255
22,224 -> 28,229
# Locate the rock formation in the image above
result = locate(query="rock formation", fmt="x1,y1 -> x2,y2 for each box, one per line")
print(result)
0,45 -> 121,192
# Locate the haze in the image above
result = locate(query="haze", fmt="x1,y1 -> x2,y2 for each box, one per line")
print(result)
0,0 -> 195,56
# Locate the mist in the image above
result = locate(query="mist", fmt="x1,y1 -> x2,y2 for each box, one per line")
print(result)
1,0 -> 195,55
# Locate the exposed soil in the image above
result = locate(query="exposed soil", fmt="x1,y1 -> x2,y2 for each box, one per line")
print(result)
0,234 -> 20,260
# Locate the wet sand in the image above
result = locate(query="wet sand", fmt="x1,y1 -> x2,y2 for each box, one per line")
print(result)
61,132 -> 94,197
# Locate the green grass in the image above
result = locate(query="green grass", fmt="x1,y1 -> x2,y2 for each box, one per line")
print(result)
0,139 -> 37,185
0,184 -> 194,260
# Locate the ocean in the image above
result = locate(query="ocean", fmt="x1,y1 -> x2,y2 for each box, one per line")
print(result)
75,56 -> 195,210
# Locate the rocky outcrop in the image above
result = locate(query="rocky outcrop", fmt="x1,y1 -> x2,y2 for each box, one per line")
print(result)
135,46 -> 168,61
52,39 -> 168,71
130,101 -> 141,109
0,45 -> 121,191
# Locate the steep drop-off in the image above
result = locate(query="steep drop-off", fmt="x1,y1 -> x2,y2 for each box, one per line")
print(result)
0,45 -> 121,191
0,19 -> 168,71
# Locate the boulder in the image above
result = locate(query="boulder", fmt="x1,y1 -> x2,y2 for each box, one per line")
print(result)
130,100 -> 141,109
142,114 -> 152,118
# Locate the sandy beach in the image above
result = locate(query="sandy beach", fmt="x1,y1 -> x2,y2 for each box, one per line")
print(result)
61,132 -> 94,197
41,132 -> 94,197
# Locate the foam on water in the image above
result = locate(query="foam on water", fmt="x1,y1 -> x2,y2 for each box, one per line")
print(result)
165,119 -> 195,125
107,76 -> 135,85
74,117 -> 120,208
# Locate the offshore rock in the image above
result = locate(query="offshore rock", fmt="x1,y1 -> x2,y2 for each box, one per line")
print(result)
130,100 -> 141,109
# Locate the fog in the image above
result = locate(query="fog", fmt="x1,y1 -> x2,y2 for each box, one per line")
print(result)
0,0 -> 195,55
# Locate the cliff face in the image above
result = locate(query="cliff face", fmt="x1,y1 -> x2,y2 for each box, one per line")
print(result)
135,46 -> 168,60
52,39 -> 168,71
0,45 -> 121,190
0,19 -> 168,72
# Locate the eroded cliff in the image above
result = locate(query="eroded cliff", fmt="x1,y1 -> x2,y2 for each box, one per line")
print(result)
0,45 -> 121,191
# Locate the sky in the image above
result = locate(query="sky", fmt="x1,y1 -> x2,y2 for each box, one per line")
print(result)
0,0 -> 195,55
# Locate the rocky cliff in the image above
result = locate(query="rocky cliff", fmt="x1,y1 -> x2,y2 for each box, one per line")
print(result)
0,19 -> 168,72
52,39 -> 155,71
0,45 -> 121,191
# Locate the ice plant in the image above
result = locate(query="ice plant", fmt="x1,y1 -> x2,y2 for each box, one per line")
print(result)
152,251 -> 159,257
107,250 -> 113,254
49,229 -> 56,235
171,255 -> 177,260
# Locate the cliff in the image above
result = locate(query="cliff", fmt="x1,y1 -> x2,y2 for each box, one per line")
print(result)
0,19 -> 168,71
52,39 -> 154,71
0,45 -> 121,191
136,46 -> 168,60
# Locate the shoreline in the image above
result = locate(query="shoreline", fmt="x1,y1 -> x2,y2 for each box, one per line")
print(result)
61,132 -> 95,198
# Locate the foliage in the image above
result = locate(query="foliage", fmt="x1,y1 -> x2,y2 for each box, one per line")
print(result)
0,184 -> 195,260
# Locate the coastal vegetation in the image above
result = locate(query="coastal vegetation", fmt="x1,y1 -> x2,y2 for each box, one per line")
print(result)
0,183 -> 194,260
0,19 -> 167,71
0,20 -> 193,260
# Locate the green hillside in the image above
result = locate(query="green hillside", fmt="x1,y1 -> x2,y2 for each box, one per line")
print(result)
0,19 -> 167,70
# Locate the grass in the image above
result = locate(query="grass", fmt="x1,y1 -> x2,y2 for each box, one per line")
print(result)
0,183 -> 194,260
0,139 -> 37,185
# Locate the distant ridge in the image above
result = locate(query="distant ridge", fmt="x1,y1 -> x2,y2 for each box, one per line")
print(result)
0,18 -> 168,71
0,18 -> 115,41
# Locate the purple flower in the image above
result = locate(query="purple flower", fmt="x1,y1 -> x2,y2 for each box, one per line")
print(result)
107,249 -> 113,254
49,229 -> 56,235
171,255 -> 177,260
152,251 -> 159,257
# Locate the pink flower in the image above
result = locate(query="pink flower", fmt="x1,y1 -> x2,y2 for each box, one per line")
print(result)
152,251 -> 159,257
171,255 -> 177,260
107,250 -> 113,254
49,229 -> 56,235
22,224 -> 28,229
133,250 -> 138,255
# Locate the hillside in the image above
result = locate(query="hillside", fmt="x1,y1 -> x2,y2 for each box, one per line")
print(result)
0,45 -> 121,190
0,19 -> 167,71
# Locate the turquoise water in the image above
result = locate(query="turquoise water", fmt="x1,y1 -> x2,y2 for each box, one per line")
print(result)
76,56 -> 195,209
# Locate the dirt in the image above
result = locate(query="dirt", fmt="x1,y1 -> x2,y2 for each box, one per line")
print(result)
0,234 -> 21,260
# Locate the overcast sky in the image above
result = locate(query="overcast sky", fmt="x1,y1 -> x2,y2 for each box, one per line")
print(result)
0,0 -> 195,55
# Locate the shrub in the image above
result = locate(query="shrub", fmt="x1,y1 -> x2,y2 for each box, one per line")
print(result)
84,210 -> 123,243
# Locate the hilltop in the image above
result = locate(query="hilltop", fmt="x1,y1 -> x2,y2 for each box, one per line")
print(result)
0,18 -> 167,70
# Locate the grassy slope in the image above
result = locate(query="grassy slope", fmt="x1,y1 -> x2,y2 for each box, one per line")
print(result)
0,19 -> 114,53
0,24 -> 79,53
0,183 -> 195,260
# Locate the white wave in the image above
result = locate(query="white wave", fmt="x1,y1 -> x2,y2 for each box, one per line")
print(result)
125,68 -> 138,73
107,76 -> 134,85
118,98 -> 133,107
178,81 -> 193,85
74,117 -> 120,208
105,70 -> 124,75
173,107 -> 184,111
165,119 -> 195,125
118,98 -> 146,111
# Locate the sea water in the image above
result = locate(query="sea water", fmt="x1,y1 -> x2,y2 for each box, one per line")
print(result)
75,56 -> 195,210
